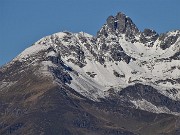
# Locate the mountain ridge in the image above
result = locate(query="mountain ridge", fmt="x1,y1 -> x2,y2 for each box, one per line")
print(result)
0,12 -> 180,135
2,12 -> 180,111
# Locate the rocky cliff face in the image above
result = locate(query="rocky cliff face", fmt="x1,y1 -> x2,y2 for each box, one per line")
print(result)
0,12 -> 180,135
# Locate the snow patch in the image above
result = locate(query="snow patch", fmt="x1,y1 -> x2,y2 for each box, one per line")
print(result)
131,99 -> 179,115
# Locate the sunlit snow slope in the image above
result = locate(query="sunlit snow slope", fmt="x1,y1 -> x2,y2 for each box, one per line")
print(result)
1,12 -> 180,115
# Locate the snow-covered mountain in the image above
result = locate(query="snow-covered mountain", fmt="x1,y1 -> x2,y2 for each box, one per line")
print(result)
0,12 -> 180,135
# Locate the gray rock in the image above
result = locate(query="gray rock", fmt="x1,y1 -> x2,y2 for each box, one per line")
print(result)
107,16 -> 116,31
116,12 -> 126,32
140,29 -> 159,47
160,34 -> 179,50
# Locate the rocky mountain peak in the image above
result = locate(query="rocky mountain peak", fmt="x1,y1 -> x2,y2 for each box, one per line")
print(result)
0,12 -> 180,135
97,12 -> 140,41
97,12 -> 180,48
106,12 -> 139,33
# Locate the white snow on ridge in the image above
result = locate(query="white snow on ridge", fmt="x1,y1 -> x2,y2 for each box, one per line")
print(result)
28,31 -> 180,102
131,99 -> 179,115
1,28 -> 179,116
7,31 -> 180,108
14,43 -> 50,62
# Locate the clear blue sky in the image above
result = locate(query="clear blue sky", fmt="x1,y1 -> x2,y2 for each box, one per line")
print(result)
0,0 -> 180,66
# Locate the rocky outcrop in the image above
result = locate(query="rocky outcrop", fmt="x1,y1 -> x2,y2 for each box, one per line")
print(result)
98,12 -> 140,42
159,30 -> 180,50
139,29 -> 159,46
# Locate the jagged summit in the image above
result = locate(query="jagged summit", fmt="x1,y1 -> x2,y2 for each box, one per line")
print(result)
97,12 -> 139,40
97,12 -> 180,48
106,12 -> 139,33
97,12 -> 159,47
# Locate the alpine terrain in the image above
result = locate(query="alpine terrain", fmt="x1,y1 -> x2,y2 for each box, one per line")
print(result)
0,12 -> 180,135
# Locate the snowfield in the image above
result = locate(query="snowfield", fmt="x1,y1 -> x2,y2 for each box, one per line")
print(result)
7,15 -> 180,115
